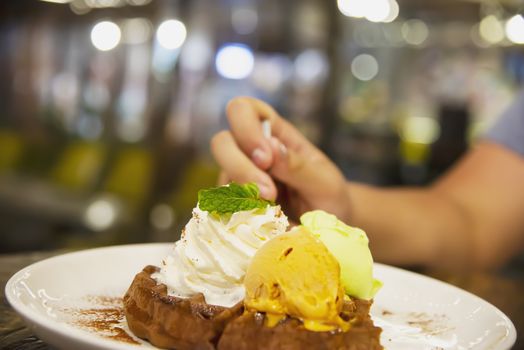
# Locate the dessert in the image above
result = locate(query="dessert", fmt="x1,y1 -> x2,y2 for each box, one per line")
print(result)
124,182 -> 383,349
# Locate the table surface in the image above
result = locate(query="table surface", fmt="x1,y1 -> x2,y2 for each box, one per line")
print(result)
1,251 -> 523,350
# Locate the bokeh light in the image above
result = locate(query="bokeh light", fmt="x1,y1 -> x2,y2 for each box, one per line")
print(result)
479,15 -> 504,45
338,0 -> 399,23
351,54 -> 379,81
90,21 -> 121,51
215,43 -> 254,80
505,14 -> 524,44
84,197 -> 117,231
150,204 -> 175,230
337,0 -> 366,18
383,0 -> 399,23
401,19 -> 429,46
365,0 -> 391,23
156,19 -> 187,50
399,116 -> 440,144
294,49 -> 328,85
70,0 -> 91,15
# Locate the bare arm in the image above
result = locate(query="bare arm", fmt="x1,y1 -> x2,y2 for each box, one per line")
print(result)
349,142 -> 524,270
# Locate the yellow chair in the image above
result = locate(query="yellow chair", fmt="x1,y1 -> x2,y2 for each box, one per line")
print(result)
50,141 -> 106,193
0,129 -> 24,174
103,146 -> 153,207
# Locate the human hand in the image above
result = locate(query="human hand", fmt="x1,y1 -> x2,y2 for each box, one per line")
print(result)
211,97 -> 351,223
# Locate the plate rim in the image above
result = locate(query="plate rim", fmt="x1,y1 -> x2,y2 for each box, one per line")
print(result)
373,262 -> 516,349
5,243 -> 517,349
4,243 -> 170,350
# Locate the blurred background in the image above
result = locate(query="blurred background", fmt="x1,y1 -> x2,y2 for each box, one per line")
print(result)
1,0 -> 523,253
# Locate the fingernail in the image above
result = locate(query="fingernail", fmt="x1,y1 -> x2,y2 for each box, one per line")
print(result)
258,182 -> 272,199
278,142 -> 287,157
270,137 -> 287,157
252,148 -> 268,166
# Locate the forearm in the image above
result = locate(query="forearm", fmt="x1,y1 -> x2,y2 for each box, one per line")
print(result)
346,182 -> 474,270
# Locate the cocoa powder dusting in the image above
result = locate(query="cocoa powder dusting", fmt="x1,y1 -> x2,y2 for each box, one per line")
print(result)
381,310 -> 392,316
110,326 -> 139,344
83,295 -> 123,307
63,295 -> 140,345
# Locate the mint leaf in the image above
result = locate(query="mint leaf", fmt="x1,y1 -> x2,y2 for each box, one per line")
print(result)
198,182 -> 273,214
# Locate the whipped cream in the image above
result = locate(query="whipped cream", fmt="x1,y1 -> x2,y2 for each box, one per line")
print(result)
153,205 -> 288,307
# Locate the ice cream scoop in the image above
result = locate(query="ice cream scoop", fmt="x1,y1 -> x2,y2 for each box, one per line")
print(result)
243,227 -> 350,332
300,210 -> 381,300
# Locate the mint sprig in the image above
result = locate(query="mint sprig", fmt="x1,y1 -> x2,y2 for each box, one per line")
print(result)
198,182 -> 273,214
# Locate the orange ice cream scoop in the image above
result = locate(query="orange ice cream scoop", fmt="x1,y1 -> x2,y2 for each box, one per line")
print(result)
243,227 -> 350,332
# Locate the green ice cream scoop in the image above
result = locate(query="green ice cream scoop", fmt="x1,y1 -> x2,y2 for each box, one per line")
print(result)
300,210 -> 382,300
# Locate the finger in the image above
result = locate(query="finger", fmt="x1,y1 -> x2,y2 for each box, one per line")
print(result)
268,136 -> 288,164
211,130 -> 277,200
247,97 -> 312,151
226,97 -> 308,169
268,137 -> 344,198
226,97 -> 274,170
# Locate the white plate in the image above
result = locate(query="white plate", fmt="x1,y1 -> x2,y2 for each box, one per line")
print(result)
5,243 -> 516,350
